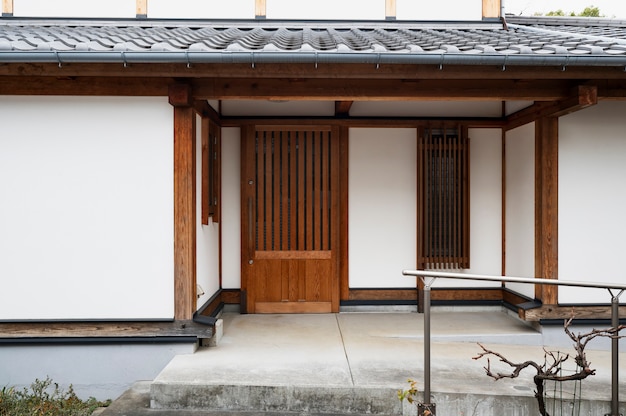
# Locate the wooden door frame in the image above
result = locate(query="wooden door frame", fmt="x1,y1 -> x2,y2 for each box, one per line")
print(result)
240,123 -> 348,313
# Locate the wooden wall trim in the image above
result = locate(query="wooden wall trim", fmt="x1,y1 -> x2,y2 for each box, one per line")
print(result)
2,0 -> 13,16
482,0 -> 500,19
255,0 -> 266,18
173,95 -> 197,321
0,321 -> 212,340
385,0 -> 396,20
339,126 -> 350,301
136,0 -> 147,18
535,117 -> 559,304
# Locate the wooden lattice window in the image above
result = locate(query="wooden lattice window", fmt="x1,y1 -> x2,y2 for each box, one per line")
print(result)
202,117 -> 221,224
417,126 -> 469,269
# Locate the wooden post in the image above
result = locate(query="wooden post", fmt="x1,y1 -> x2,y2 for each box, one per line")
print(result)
482,0 -> 500,19
2,0 -> 13,17
136,0 -> 147,18
385,0 -> 396,20
170,83 -> 197,321
255,0 -> 266,19
535,117 -> 558,304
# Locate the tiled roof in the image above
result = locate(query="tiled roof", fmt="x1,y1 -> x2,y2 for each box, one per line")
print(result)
1,16 -> 626,65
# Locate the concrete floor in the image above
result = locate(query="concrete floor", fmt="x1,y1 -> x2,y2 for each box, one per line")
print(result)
101,309 -> 626,416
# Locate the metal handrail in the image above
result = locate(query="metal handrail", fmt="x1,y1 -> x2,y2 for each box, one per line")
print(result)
402,269 -> 625,416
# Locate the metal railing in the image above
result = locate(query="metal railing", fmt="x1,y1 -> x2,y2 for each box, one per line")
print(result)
402,270 -> 626,416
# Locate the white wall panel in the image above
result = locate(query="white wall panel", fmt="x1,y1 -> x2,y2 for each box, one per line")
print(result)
14,0 -> 133,17
196,115 -> 220,308
148,0 -> 253,19
349,128 -> 417,288
350,101 -> 503,118
504,123 -> 535,298
0,96 -> 174,320
559,102 -> 626,303
220,128 -> 242,289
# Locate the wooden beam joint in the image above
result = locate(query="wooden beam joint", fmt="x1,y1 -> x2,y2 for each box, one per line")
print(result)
169,83 -> 193,107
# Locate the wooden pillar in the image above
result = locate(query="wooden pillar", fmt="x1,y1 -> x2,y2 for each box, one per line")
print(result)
385,0 -> 396,20
2,0 -> 13,17
136,0 -> 147,19
170,84 -> 196,321
255,0 -> 266,19
482,0 -> 500,19
535,117 -> 558,304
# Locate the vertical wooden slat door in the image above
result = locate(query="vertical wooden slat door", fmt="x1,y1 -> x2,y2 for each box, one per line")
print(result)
242,125 -> 340,313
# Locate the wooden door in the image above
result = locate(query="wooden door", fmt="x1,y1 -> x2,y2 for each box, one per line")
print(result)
241,125 -> 340,313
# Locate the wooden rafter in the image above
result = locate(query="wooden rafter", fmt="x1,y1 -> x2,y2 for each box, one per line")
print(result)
335,101 -> 353,116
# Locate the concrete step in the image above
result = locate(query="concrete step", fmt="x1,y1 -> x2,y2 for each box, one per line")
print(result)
103,312 -> 624,416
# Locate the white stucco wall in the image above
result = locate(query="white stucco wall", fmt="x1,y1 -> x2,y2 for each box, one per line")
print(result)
559,102 -> 626,303
196,115 -> 221,308
221,127 -> 242,289
349,128 -> 417,288
504,123 -> 536,299
0,96 -> 174,320
348,127 -> 503,289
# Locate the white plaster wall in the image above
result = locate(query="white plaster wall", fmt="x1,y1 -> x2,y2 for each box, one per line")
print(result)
559,102 -> 626,303
221,128 -> 242,289
348,128 -> 503,289
504,123 -> 536,299
0,96 -> 174,320
350,101 -> 503,118
349,128 -> 417,288
148,0 -> 254,19
196,115 -> 221,308
14,0 -> 134,17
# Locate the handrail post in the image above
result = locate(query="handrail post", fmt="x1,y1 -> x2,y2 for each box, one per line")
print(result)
607,289 -> 623,416
419,277 -> 436,416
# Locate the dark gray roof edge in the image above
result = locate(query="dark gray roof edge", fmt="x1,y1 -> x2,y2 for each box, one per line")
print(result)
507,14 -> 626,27
2,50 -> 626,67
509,23 -> 626,46
0,16 -> 504,29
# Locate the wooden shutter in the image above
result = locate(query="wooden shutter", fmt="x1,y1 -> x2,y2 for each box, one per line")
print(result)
417,126 -> 469,270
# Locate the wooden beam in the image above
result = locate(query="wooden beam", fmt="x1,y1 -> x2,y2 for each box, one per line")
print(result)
0,76 -> 170,96
136,0 -> 147,18
0,321 -> 213,339
172,86 -> 197,321
335,101 -> 353,116
255,0 -> 266,18
535,117 -> 559,304
192,78 -> 573,101
505,85 -> 598,131
385,0 -> 396,20
169,83 -> 193,107
520,305 -> 626,321
482,0 -> 500,19
3,63 -> 626,83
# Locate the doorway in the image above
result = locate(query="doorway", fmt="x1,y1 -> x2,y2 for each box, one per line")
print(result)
241,125 -> 341,313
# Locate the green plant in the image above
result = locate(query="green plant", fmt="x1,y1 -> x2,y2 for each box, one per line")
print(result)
398,379 -> 433,416
0,377 -> 110,416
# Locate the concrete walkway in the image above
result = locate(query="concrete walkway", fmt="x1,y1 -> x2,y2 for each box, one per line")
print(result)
100,310 -> 626,416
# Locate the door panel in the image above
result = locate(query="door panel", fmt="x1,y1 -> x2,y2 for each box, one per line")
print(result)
242,125 -> 339,313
